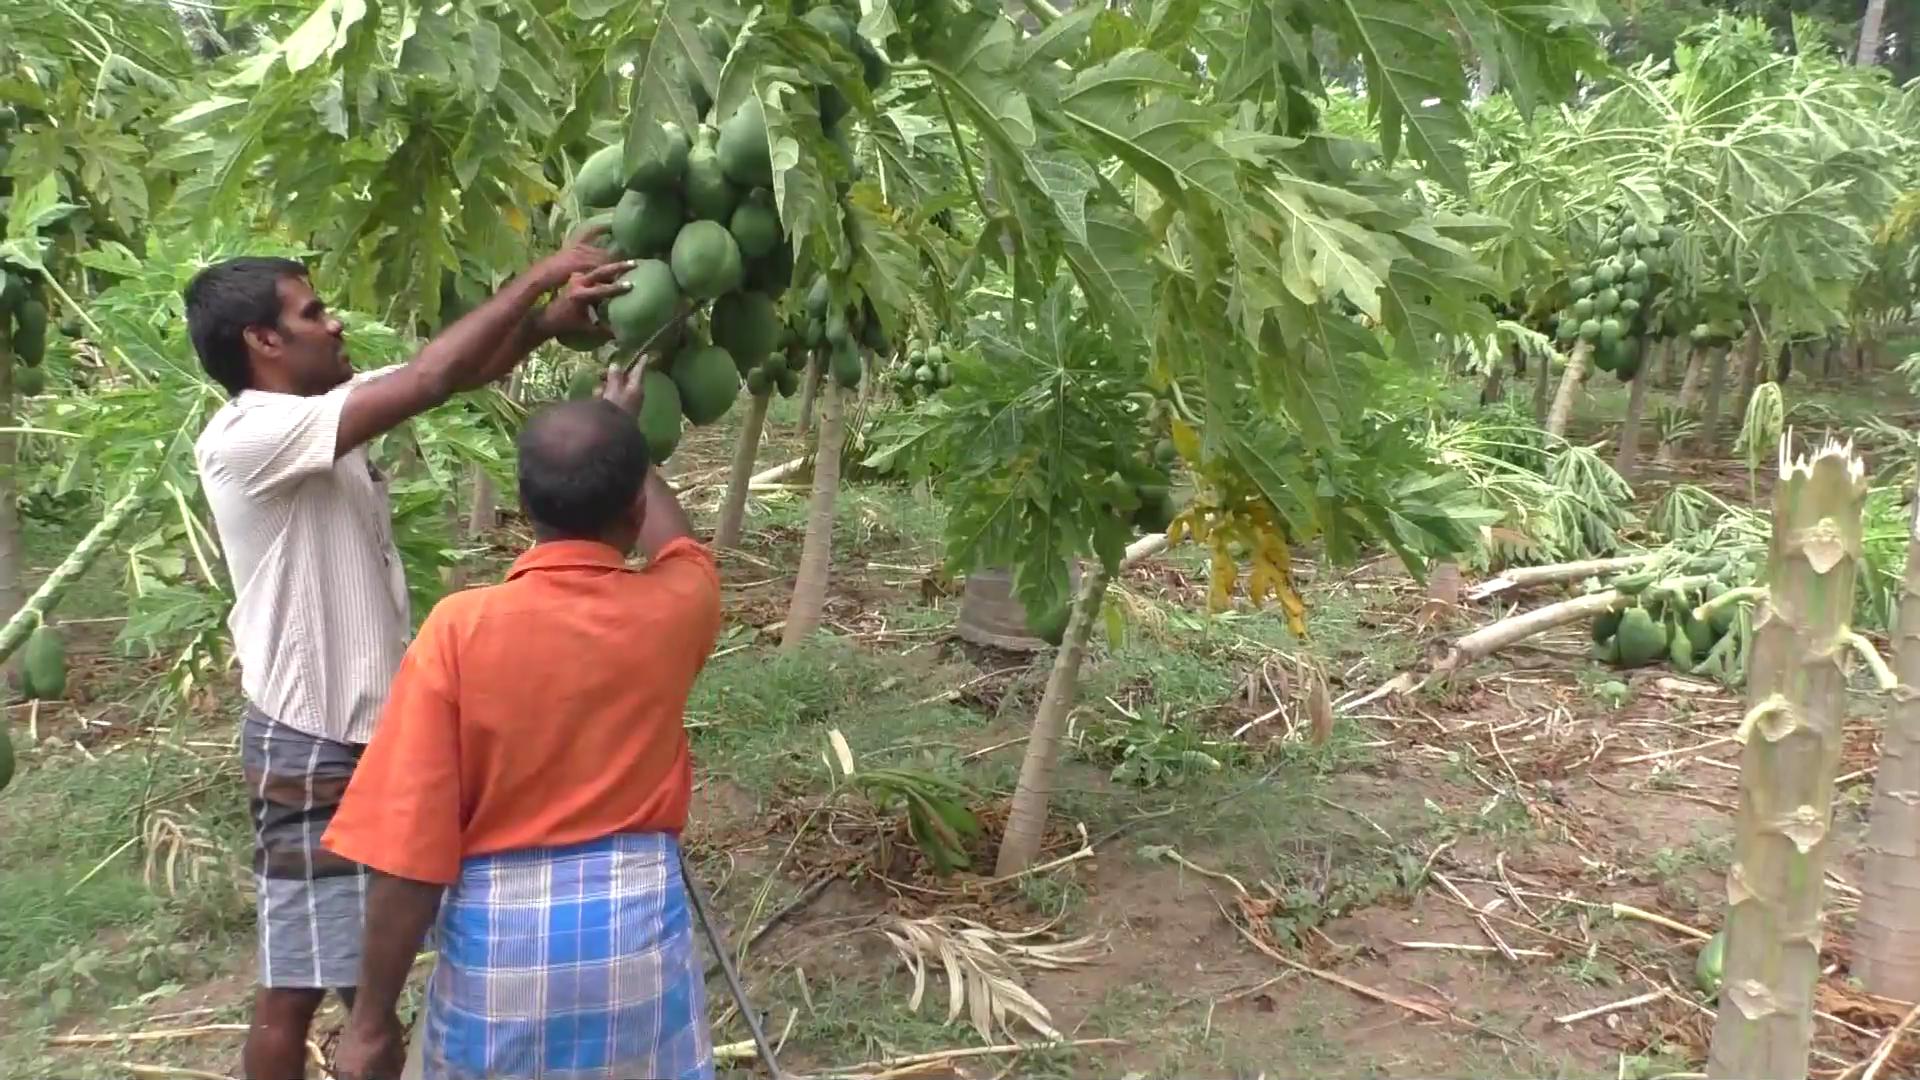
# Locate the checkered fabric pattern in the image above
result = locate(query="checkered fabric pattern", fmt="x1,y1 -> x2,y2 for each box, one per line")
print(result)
241,706 -> 369,989
419,833 -> 713,1080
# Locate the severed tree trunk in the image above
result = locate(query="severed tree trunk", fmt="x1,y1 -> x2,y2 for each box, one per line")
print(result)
780,379 -> 843,651
1857,0 -> 1888,66
0,336 -> 18,683
1700,345 -> 1732,454
1546,340 -> 1589,439
1855,494 -> 1920,1002
1614,354 -> 1652,482
1707,441 -> 1869,1080
714,390 -> 771,550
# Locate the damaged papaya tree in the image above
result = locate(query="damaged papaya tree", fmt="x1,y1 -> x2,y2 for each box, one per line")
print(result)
1706,439 -> 1889,1080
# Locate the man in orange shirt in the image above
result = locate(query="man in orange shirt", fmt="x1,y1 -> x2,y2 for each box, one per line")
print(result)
322,367 -> 722,1080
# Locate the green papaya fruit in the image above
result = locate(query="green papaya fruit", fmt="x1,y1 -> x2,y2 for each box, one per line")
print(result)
13,298 -> 46,366
574,143 -> 628,209
22,623 -> 66,700
829,340 -> 862,389
1614,607 -> 1668,667
636,369 -> 683,464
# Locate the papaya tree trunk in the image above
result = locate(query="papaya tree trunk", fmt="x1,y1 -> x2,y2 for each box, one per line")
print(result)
1676,346 -> 1708,410
1546,341 -> 1589,440
1658,348 -> 1710,465
796,353 -> 822,435
1734,327 -> 1765,429
466,470 -> 498,537
1613,356 -> 1651,482
715,391 -> 771,550
0,337 -> 19,681
995,532 -> 1168,875
1477,360 -> 1505,406
1532,342 -> 1553,424
997,562 -> 1111,876
1855,494 -> 1920,1002
780,380 -> 843,651
1857,0 -> 1888,66
0,487 -> 146,665
1700,345 -> 1732,453
1707,440 -> 1869,1080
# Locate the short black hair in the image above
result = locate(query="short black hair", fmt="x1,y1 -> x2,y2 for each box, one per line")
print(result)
183,256 -> 309,395
517,399 -> 651,539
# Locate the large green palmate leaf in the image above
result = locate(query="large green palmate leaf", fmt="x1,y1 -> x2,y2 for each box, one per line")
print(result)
1317,0 -> 1474,191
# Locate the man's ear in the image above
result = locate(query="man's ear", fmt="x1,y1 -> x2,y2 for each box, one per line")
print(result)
242,324 -> 279,356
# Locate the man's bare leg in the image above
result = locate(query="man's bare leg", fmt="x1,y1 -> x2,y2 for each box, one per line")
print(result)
244,987 -> 325,1080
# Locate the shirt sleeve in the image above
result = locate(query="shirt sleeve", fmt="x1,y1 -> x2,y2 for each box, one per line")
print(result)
321,612 -> 465,885
203,383 -> 353,497
646,537 -> 723,667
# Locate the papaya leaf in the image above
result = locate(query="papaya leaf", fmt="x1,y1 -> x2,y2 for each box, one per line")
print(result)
1319,0 -> 1472,192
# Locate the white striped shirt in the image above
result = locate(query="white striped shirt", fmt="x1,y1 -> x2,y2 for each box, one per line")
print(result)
195,367 -> 410,745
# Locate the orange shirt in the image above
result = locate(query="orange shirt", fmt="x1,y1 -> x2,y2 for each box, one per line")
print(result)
321,537 -> 722,885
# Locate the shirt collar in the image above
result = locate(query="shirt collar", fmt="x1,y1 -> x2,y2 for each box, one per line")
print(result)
505,540 -> 633,581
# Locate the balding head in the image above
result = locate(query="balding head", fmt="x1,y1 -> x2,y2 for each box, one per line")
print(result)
517,399 -> 650,544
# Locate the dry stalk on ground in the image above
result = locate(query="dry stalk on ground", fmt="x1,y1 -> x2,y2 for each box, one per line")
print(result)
880,914 -> 1104,1042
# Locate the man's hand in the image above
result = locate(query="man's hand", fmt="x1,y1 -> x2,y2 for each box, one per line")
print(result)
599,360 -> 647,415
537,260 -> 636,341
531,221 -> 620,291
333,1010 -> 406,1080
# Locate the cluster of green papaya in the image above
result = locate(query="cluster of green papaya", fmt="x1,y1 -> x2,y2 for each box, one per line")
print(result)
1,106 -> 48,398
1687,319 -> 1742,349
1591,571 -> 1742,673
887,341 -> 955,404
790,274 -> 884,391
1,264 -> 47,398
1549,215 -> 1679,381
559,5 -> 887,462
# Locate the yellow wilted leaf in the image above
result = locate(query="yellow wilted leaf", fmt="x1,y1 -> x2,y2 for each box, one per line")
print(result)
1208,542 -> 1237,613
502,203 -> 529,236
1169,417 -> 1203,462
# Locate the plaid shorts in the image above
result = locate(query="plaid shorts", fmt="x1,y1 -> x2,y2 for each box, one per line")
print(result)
419,833 -> 713,1080
241,706 -> 369,989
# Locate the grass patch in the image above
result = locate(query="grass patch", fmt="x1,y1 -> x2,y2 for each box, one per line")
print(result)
687,638 -> 991,793
0,729 -> 250,1027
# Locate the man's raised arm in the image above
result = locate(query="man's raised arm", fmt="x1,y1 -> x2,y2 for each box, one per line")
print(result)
332,231 -> 631,459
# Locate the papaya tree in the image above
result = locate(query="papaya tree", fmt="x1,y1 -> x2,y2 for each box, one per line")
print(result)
830,0 -> 1601,870
1856,493 -> 1920,1003
1706,439 -> 1876,1080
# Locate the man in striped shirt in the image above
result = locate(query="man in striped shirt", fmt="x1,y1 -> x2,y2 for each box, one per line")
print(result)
187,230 -> 634,1080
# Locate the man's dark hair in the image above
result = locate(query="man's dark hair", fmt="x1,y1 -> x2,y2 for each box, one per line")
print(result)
517,400 -> 651,540
183,257 -> 309,395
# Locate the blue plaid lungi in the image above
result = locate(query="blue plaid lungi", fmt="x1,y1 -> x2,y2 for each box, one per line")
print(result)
418,833 -> 713,1080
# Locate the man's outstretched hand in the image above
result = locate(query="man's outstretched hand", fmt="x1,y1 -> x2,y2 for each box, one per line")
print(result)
599,360 -> 646,415
538,259 -> 635,341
